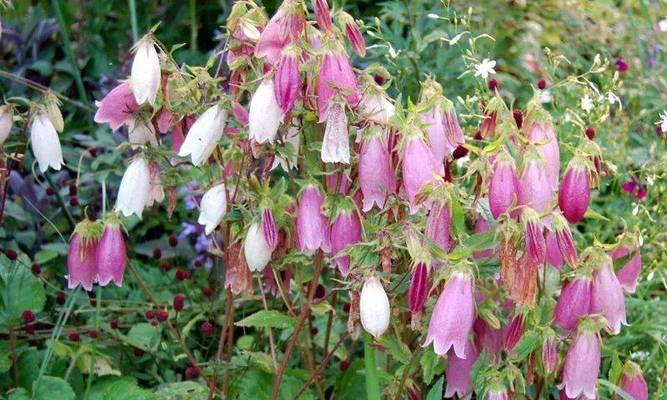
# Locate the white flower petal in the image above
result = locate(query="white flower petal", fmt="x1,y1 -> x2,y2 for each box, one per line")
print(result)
115,158 -> 151,218
179,105 -> 227,166
30,112 -> 64,173
130,39 -> 161,105
248,79 -> 284,144
198,184 -> 227,235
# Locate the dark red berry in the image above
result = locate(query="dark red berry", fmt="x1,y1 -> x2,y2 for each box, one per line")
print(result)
202,287 -> 214,298
343,302 -> 351,313
537,78 -> 547,90
615,57 -> 629,72
4,249 -> 17,261
89,330 -> 99,339
69,184 -> 77,196
310,327 -> 319,335
160,260 -> 170,270
513,109 -> 523,129
24,323 -> 35,335
89,147 -> 98,157
339,360 -> 350,371
452,145 -> 469,160
168,236 -> 178,247
68,332 -> 80,342
150,319 -> 158,326
153,248 -> 162,259
90,298 -> 97,307
315,284 -> 326,299
656,126 -> 662,136
133,348 -> 144,357
474,130 -> 483,140
585,127 -> 596,140
46,187 -> 55,196
200,321 -> 214,337
176,269 -> 189,281
21,310 -> 35,323
145,310 -> 155,319
110,319 -> 119,329
157,310 -> 168,322
185,366 -> 200,380
373,74 -> 385,86
194,259 -> 204,268
173,294 -> 185,312
69,197 -> 79,207
31,263 -> 41,275
56,293 -> 66,305
488,79 -> 499,91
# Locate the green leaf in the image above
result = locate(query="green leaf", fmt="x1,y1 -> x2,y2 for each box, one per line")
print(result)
420,348 -> 440,384
378,335 -> 411,365
425,376 -> 443,400
155,381 -> 209,399
235,310 -> 296,329
0,253 -> 46,325
512,331 -> 540,362
598,378 -> 635,400
608,353 -> 623,385
471,351 -> 491,391
34,249 -> 60,264
450,195 -> 466,236
126,323 -> 162,352
364,334 -> 381,400
33,376 -> 76,400
0,340 -> 12,373
8,388 -> 31,400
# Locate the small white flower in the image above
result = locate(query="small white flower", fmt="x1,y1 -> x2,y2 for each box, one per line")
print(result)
321,102 -> 350,164
360,276 -> 390,338
658,19 -> 667,33
539,89 -> 553,103
243,222 -> 272,272
179,105 -> 228,166
607,92 -> 621,106
473,58 -> 496,80
130,38 -> 161,106
248,79 -> 284,144
581,95 -> 594,113
30,112 -> 64,173
0,106 -> 13,146
198,184 -> 227,235
115,157 -> 151,218
658,111 -> 667,133
127,117 -> 158,148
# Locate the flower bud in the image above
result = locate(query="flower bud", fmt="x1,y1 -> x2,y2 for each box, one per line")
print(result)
0,105 -> 13,146
130,37 -> 160,105
68,219 -> 103,291
330,208 -> 361,277
275,48 -> 300,113
423,272 -> 475,358
359,130 -> 396,211
425,200 -> 452,255
444,339 -> 479,398
115,157 -> 151,218
317,50 -> 360,114
314,0 -> 333,32
504,313 -> 525,351
551,213 -> 578,267
521,209 -> 546,266
243,222 -> 272,272
320,100 -> 350,164
553,276 -> 592,331
340,12 -> 366,57
559,323 -> 600,400
408,262 -> 429,314
249,79 -> 284,144
542,333 -> 558,374
591,260 -> 626,334
93,82 -> 139,130
198,184 -> 227,235
402,136 -> 440,212
296,185 -> 330,255
30,111 -> 64,173
96,217 -> 127,287
488,152 -> 520,219
610,246 -> 642,293
179,104 -> 228,166
618,361 -> 648,400
262,208 -> 278,251
558,162 -> 591,224
359,276 -> 390,338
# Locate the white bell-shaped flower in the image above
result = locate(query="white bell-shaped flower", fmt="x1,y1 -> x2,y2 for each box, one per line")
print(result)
115,157 -> 151,218
243,222 -> 272,272
198,183 -> 227,235
360,276 -> 390,338
248,79 -> 284,144
178,105 -> 227,166
130,38 -> 160,105
321,101 -> 350,164
0,106 -> 13,146
128,117 -> 158,148
30,111 -> 64,173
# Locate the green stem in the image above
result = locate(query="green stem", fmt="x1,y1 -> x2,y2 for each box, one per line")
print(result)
44,172 -> 75,231
189,0 -> 197,52
84,286 -> 102,397
128,0 -> 139,43
364,333 -> 381,400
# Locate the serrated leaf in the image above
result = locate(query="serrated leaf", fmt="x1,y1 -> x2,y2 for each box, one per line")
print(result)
471,351 -> 490,391
235,310 -> 296,329
378,335 -> 411,365
425,376 -> 443,400
512,331 -> 540,362
126,323 -> 162,352
420,348 -> 439,384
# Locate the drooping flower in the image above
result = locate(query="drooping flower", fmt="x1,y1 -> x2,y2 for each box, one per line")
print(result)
521,209 -> 546,266
197,184 -> 227,235
559,322 -> 601,400
93,82 -> 140,130
255,2 -> 305,65
618,361 -> 648,400
402,135 -> 440,212
274,47 -> 300,113
317,49 -> 360,114
96,216 -> 128,287
30,111 -> 64,173
360,276 -> 390,338
0,106 -> 13,146
559,161 -> 591,224
444,338 -> 479,398
127,117 -> 158,148
296,185 -> 329,255
261,208 -> 278,251
419,81 -> 465,166
425,200 -> 452,255
314,0 -> 333,32
473,317 -> 503,361
249,79 -> 284,144
546,230 -> 564,270
591,259 -> 626,334
243,222 -> 272,272
486,385 -> 508,400
179,104 -> 228,166
551,213 -> 578,267
358,129 -> 396,211
503,313 -> 525,351
130,37 -> 161,105
408,262 -> 429,315
423,271 -> 475,358
525,122 -> 560,190
67,218 -> 103,291
320,100 -> 350,164
146,161 -> 164,207
610,246 -> 642,293
358,90 -> 395,125
553,276 -> 592,331
542,331 -> 558,374
488,152 -> 520,219
115,157 -> 151,218
330,208 -> 361,277
340,12 -> 366,57
518,153 -> 553,213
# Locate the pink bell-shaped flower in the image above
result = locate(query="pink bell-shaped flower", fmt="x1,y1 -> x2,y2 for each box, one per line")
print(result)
559,161 -> 591,224
255,2 -> 305,65
317,49 -> 360,115
314,0 -> 333,32
618,361 -> 648,400
274,47 -> 300,113
546,230 -> 564,270
408,262 -> 429,315
329,207 -> 361,277
488,151 -> 520,219
591,259 -> 626,334
610,246 -> 642,293
419,82 -> 464,166
444,338 -> 479,398
553,275 -> 592,331
402,135 -> 440,212
96,215 -> 128,287
296,185 -> 330,255
518,151 -> 553,213
423,271 -> 475,358
526,121 -> 560,190
542,331 -> 558,374
67,218 -> 103,291
94,82 -> 140,130
521,209 -> 546,266
473,317 -> 503,360
550,213 -> 578,268
262,208 -> 278,251
486,385 -> 509,400
425,200 -> 452,255
559,321 -> 601,400
359,129 -> 396,211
